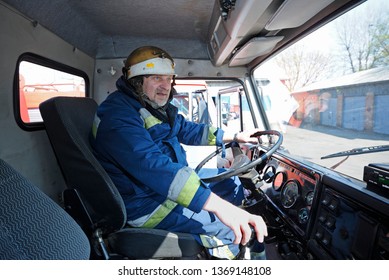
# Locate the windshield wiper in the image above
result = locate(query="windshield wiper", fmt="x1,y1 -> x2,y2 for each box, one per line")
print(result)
321,145 -> 389,159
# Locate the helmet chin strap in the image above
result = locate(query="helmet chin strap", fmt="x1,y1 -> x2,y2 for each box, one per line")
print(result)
122,67 -> 129,79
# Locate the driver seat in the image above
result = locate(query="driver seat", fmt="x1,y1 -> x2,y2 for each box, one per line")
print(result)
39,96 -> 203,259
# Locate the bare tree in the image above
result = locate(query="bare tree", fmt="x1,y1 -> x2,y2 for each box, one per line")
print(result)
275,44 -> 332,91
371,17 -> 389,66
268,0 -> 388,91
334,3 -> 389,73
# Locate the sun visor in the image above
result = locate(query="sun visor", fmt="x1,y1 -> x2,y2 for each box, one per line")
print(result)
229,36 -> 284,67
265,0 -> 335,30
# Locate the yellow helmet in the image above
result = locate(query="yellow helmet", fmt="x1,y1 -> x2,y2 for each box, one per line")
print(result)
124,46 -> 175,79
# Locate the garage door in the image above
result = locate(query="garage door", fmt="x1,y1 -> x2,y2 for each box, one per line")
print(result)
343,96 -> 365,131
374,95 -> 389,135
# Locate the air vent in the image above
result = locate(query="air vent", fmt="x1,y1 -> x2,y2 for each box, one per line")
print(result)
229,36 -> 284,67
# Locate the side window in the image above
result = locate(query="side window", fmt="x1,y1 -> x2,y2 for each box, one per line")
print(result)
173,80 -> 210,124
15,53 -> 88,130
217,86 -> 255,134
173,79 -> 256,133
172,79 -> 259,169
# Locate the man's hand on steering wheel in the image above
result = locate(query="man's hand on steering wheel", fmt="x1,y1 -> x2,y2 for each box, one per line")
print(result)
230,129 -> 263,144
196,130 -> 283,183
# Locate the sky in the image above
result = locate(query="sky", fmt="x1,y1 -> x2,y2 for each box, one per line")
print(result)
302,0 -> 388,52
255,0 -> 388,79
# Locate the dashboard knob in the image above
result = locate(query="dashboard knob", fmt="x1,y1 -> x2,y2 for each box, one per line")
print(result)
263,170 -> 274,183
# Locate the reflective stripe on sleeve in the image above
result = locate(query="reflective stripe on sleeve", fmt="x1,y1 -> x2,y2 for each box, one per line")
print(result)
168,167 -> 201,208
207,126 -> 218,145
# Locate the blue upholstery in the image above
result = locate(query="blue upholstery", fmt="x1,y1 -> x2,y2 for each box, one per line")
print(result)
0,158 -> 90,259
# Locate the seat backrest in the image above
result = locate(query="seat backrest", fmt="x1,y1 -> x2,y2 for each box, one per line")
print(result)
0,158 -> 90,259
39,97 -> 126,233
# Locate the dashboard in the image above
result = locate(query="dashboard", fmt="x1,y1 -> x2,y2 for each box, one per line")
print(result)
260,156 -> 320,237
252,149 -> 389,260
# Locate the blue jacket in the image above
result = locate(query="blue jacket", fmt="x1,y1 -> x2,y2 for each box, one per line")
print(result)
90,77 -> 223,227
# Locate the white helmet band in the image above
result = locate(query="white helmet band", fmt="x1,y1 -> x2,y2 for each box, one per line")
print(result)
127,57 -> 175,79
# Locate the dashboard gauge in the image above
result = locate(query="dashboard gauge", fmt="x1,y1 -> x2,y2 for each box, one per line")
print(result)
280,180 -> 300,208
305,191 -> 314,206
273,172 -> 286,191
298,208 -> 309,224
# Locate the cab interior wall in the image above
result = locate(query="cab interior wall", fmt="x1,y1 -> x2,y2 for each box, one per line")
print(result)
0,2 -> 94,201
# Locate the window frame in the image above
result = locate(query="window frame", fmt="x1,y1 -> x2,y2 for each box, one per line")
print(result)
14,52 -> 90,131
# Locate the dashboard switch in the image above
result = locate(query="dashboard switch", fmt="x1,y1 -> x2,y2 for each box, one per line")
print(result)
328,199 -> 339,211
322,193 -> 331,205
325,216 -> 336,230
315,230 -> 323,240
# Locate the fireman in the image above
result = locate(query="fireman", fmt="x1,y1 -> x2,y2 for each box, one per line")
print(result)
90,46 -> 267,259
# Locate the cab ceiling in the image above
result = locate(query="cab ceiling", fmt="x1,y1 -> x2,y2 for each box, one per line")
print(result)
2,0 -> 214,60
2,0 -> 364,67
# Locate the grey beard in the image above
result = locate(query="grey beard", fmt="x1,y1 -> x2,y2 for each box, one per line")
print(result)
141,93 -> 168,117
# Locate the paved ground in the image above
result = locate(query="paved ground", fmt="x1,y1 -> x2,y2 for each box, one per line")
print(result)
282,125 -> 389,180
185,124 -> 389,181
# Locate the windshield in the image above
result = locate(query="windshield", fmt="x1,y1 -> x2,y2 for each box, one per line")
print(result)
254,0 -> 389,181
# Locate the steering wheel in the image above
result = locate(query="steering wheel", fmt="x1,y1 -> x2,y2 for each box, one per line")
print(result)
195,130 -> 283,183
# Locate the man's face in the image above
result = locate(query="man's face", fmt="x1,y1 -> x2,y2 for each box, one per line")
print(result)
142,75 -> 173,106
